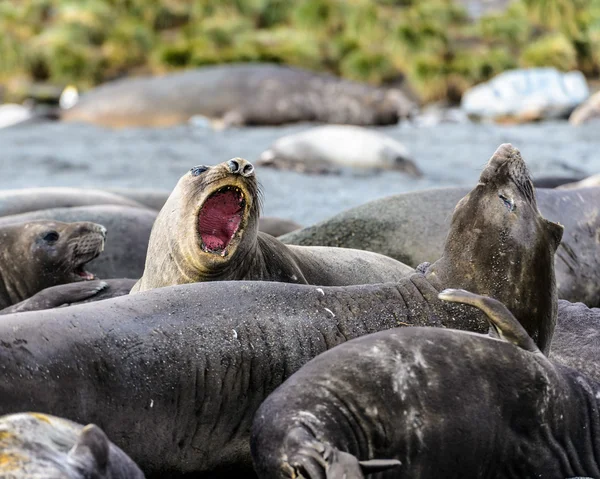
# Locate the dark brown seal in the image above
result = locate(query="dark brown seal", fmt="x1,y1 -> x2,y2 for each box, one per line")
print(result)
0,220 -> 106,308
132,158 -> 414,292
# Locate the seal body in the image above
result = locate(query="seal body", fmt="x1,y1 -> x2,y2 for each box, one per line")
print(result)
61,63 -> 414,128
0,220 -> 106,308
131,158 -> 414,292
251,291 -> 600,479
0,187 -> 144,217
0,412 -> 145,478
257,125 -> 421,176
259,217 -> 302,237
569,90 -> 600,125
0,205 -> 156,280
0,145 -> 562,476
281,185 -> 600,307
102,187 -> 171,210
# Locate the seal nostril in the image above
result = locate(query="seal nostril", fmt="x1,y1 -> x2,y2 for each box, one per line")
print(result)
228,159 -> 240,173
243,163 -> 254,176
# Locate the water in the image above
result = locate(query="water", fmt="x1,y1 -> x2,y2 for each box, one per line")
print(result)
0,120 -> 598,225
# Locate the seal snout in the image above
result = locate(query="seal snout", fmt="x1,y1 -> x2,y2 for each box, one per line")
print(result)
227,158 -> 255,177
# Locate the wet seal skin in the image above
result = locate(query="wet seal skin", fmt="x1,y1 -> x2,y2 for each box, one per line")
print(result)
0,220 -> 106,309
131,158 -> 414,292
0,145 -> 562,477
251,289 -> 600,479
0,412 -> 145,478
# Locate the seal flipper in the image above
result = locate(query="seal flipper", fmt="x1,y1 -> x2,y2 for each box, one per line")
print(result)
438,288 -> 543,355
67,424 -> 109,474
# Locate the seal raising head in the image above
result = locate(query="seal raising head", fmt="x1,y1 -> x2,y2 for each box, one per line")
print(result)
132,158 -> 261,290
0,220 -> 106,308
427,143 -> 563,354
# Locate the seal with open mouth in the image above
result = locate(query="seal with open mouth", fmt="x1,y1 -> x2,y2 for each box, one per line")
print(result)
0,220 -> 106,309
131,158 -> 414,292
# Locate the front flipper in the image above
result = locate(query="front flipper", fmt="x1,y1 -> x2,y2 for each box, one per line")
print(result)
0,281 -> 108,314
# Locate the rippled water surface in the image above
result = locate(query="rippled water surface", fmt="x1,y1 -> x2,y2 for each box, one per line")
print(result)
1,121 -> 598,225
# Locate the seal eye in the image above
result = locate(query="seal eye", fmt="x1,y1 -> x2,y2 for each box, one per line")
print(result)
499,194 -> 515,212
43,231 -> 59,243
190,165 -> 208,176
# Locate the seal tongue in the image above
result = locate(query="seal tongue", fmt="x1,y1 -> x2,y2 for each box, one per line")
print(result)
199,188 -> 244,253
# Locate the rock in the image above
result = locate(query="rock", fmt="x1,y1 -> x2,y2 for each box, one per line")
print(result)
461,68 -> 589,123
569,90 -> 600,125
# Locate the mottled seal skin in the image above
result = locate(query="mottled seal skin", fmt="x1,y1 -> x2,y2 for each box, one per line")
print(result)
281,185 -> 600,307
0,145 -> 561,477
0,220 -> 106,309
257,125 -> 421,176
251,289 -> 600,479
0,187 -> 144,217
0,279 -> 136,314
60,63 -> 414,128
0,412 -> 145,478
0,205 -> 156,280
131,158 -> 413,293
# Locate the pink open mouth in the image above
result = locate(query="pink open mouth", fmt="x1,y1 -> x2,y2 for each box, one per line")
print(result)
198,186 -> 245,254
72,264 -> 95,281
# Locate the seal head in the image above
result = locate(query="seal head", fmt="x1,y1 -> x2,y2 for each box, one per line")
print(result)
426,143 -> 563,354
133,158 -> 261,289
0,220 -> 106,307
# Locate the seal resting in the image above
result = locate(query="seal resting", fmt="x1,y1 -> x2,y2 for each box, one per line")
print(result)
0,144 -> 563,477
281,184 -> 600,307
251,289 -> 600,479
0,187 -> 144,217
60,63 -> 415,128
257,125 -> 421,176
0,220 -> 106,309
0,412 -> 145,478
131,158 -> 414,292
0,205 -> 156,280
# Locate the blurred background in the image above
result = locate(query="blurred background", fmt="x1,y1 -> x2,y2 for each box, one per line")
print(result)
1,0 -> 599,225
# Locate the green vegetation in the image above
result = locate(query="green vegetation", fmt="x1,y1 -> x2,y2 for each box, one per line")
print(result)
1,0 -> 600,104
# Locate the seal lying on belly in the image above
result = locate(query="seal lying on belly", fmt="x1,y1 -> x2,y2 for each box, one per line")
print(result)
251,289 -> 600,479
281,184 -> 600,307
0,412 -> 145,478
60,63 -> 414,128
0,144 -> 562,477
0,205 -> 156,280
0,220 -> 106,309
131,159 -> 414,293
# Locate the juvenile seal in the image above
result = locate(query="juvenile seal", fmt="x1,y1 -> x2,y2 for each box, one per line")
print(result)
0,412 -> 145,478
0,205 -> 156,280
0,187 -> 144,217
131,158 -> 414,292
61,63 -> 414,128
0,220 -> 106,309
0,144 -> 562,477
251,289 -> 600,479
257,125 -> 421,176
281,184 -> 600,306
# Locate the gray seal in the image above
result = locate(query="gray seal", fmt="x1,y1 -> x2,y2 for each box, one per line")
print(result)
251,289 -> 600,479
61,63 -> 414,128
131,158 -> 414,292
0,220 -> 106,309
0,144 -> 562,477
281,184 -> 600,307
0,412 -> 145,478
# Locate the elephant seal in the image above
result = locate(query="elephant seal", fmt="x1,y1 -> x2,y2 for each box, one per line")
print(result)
0,187 -> 144,217
257,125 -> 421,176
570,90 -> 600,125
0,279 -> 137,314
557,173 -> 600,189
0,205 -> 156,280
0,412 -> 144,478
60,63 -> 415,128
281,184 -> 600,307
532,175 -> 586,188
259,217 -> 302,237
0,220 -> 106,309
131,158 -> 414,293
102,187 -> 171,211
251,289 -> 600,479
0,144 -> 562,477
